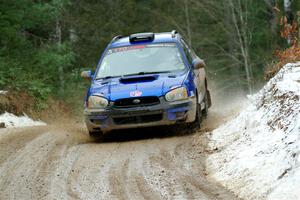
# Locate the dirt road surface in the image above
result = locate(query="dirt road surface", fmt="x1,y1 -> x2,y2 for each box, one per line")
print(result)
0,103 -> 243,200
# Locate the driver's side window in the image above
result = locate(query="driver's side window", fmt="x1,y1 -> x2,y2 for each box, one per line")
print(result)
180,39 -> 195,66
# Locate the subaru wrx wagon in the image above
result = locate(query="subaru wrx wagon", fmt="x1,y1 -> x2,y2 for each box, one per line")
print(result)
81,30 -> 211,136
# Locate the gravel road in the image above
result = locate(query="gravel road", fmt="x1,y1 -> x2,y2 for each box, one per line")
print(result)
0,105 -> 242,200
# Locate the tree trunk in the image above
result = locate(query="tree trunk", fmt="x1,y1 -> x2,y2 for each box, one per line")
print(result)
225,0 -> 243,92
229,0 -> 253,94
284,0 -> 293,44
298,11 -> 300,41
265,0 -> 278,35
184,0 -> 192,47
284,0 -> 293,23
56,18 -> 64,96
69,28 -> 77,43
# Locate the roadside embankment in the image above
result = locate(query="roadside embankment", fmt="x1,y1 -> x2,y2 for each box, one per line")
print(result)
206,63 -> 300,200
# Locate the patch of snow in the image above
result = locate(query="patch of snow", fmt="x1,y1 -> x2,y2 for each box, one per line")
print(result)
206,62 -> 300,200
0,112 -> 46,128
0,90 -> 7,95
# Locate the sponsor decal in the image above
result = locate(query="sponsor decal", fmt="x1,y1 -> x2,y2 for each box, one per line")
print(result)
130,90 -> 142,97
107,43 -> 176,55
111,45 -> 145,54
147,43 -> 176,47
107,49 -> 113,55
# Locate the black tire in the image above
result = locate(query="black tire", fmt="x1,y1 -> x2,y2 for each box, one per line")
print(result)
191,101 -> 202,130
202,92 -> 209,118
89,130 -> 103,138
207,90 -> 212,108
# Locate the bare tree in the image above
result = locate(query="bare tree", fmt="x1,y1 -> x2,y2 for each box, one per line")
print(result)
53,0 -> 68,96
184,0 -> 192,47
228,0 -> 253,93
298,11 -> 300,41
284,0 -> 294,44
55,18 -> 65,96
185,0 -> 255,93
264,0 -> 278,35
284,0 -> 293,23
153,0 -> 256,93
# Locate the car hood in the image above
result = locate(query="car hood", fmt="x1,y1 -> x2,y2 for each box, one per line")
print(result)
89,73 -> 186,101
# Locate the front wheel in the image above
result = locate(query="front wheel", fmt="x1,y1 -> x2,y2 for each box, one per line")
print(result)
202,92 -> 209,118
191,101 -> 202,130
88,130 -> 103,138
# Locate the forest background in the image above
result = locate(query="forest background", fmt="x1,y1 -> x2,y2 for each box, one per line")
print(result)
1,0 -> 299,116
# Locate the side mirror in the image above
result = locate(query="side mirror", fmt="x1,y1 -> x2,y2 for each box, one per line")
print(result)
192,58 -> 206,69
81,70 -> 93,80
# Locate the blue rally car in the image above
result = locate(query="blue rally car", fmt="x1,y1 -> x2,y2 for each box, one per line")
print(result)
81,30 -> 211,136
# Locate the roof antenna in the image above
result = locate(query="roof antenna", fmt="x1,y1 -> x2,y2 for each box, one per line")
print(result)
171,30 -> 177,38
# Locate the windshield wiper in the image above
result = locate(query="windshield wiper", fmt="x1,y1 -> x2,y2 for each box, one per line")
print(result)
95,75 -> 121,80
123,71 -> 172,77
96,71 -> 172,79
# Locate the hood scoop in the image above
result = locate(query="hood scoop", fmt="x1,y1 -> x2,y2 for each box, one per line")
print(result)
120,75 -> 156,84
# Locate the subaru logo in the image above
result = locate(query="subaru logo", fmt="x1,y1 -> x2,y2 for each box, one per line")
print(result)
133,99 -> 141,104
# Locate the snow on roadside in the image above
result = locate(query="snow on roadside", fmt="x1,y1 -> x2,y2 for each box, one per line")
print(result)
0,112 -> 46,128
206,63 -> 300,200
0,90 -> 7,95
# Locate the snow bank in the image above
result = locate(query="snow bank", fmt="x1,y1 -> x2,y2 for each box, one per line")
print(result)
206,63 -> 300,200
0,112 -> 46,128
0,90 -> 7,95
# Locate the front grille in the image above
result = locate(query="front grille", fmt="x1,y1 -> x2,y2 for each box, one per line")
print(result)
113,114 -> 163,125
114,96 -> 160,108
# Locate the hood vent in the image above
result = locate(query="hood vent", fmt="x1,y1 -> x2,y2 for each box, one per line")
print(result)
120,76 -> 156,84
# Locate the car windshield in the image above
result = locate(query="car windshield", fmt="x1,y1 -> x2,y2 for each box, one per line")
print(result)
95,43 -> 185,79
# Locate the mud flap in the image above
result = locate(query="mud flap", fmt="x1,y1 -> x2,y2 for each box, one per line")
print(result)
207,90 -> 212,108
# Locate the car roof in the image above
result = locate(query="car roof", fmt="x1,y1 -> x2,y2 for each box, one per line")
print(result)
109,32 -> 180,48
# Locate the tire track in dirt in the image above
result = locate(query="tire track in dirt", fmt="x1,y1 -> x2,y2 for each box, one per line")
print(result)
146,145 -> 215,199
134,174 -> 162,200
0,125 -> 239,200
52,146 -> 81,200
108,159 -> 130,200
0,127 -> 48,165
0,132 -> 60,199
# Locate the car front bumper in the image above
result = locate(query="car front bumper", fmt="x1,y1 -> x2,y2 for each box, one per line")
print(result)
84,96 -> 196,132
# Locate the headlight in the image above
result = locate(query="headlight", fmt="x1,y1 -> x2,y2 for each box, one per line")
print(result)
165,87 -> 188,102
88,95 -> 109,108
